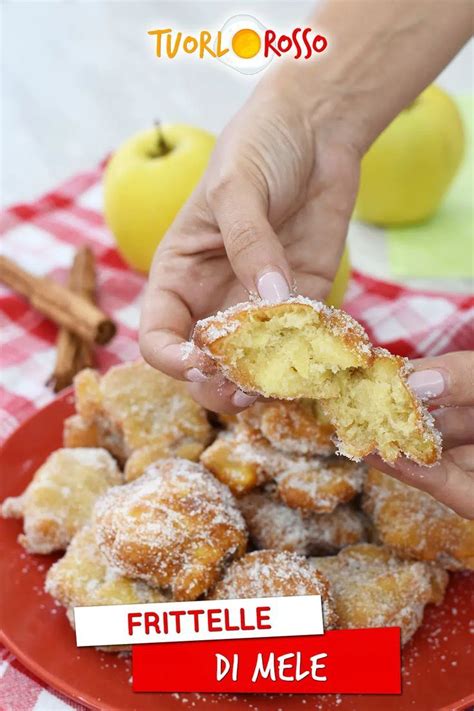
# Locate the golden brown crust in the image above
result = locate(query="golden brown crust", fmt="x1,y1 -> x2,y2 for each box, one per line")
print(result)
74,368 -> 102,421
274,458 -> 365,513
200,425 -> 271,496
193,299 -> 441,466
45,525 -> 168,608
238,400 -> 335,457
93,459 -> 248,600
73,361 -> 213,468
124,440 -> 207,482
363,468 -> 474,570
310,544 -> 448,644
63,414 -> 99,448
200,423 -> 364,511
1,448 -> 122,554
194,298 -> 372,367
207,550 -> 338,630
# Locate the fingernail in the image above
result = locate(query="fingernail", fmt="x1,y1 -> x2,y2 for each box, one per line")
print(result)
408,370 -> 446,400
257,270 -> 290,303
185,368 -> 208,383
231,390 -> 258,408
164,342 -> 195,364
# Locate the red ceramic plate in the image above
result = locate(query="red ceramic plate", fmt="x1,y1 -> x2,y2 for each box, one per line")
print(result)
1,391 -> 473,711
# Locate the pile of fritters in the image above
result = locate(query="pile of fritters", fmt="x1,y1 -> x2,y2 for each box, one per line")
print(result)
202,400 -> 366,512
2,360 -> 472,654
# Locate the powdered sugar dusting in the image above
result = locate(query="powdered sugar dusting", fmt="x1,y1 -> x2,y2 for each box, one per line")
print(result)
207,550 -> 338,630
94,458 -> 247,598
363,469 -> 474,571
193,296 -> 371,355
239,488 -> 369,555
310,544 -> 448,645
1,447 -> 121,554
203,424 -> 365,513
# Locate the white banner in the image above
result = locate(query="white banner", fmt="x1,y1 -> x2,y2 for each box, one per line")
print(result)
74,595 -> 324,647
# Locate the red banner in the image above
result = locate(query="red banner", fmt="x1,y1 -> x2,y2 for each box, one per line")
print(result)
133,628 -> 401,694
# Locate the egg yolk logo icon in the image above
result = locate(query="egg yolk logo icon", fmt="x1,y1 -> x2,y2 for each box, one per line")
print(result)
147,15 -> 328,74
218,15 -> 273,74
232,29 -> 261,59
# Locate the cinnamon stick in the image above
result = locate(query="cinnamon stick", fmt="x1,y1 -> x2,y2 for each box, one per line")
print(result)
0,255 -> 116,345
48,247 -> 97,392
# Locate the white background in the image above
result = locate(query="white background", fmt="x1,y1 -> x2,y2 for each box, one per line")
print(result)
1,1 -> 473,290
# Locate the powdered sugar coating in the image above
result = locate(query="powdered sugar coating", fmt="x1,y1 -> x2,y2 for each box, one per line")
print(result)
310,544 -> 448,644
201,426 -> 276,495
274,457 -> 366,513
46,525 -> 168,653
363,469 -> 474,570
201,424 -> 365,511
207,549 -> 338,630
93,458 -> 247,600
238,400 -> 335,457
45,525 -> 168,608
1,447 -> 122,554
74,361 -> 213,465
193,296 -> 372,361
239,487 -> 370,555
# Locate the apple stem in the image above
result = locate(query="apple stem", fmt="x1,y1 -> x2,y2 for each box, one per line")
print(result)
150,120 -> 172,157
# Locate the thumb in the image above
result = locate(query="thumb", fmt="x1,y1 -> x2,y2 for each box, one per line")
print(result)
207,175 -> 292,302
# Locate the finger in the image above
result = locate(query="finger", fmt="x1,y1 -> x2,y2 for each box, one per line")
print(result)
366,448 -> 474,519
187,380 -> 258,415
283,199 -> 348,275
432,407 -> 474,448
139,285 -> 215,381
407,351 -> 474,407
290,272 -> 333,302
207,175 -> 292,301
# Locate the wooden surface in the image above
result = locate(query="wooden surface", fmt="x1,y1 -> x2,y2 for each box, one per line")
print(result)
2,1 -> 473,292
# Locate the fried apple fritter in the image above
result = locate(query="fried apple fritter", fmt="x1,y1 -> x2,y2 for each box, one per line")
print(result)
310,543 -> 448,644
193,298 -> 441,465
200,425 -> 272,496
93,459 -> 247,600
45,525 -> 168,652
1,448 -> 121,554
201,423 -> 364,510
124,440 -> 207,482
73,361 -> 213,471
207,549 -> 338,630
238,400 -> 335,457
63,414 -> 99,448
274,457 -> 365,512
239,487 -> 370,555
45,524 -> 167,608
363,468 -> 474,570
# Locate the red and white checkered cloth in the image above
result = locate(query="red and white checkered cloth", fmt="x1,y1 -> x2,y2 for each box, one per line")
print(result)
0,164 -> 473,710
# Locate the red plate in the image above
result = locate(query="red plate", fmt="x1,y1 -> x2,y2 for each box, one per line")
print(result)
1,391 -> 473,711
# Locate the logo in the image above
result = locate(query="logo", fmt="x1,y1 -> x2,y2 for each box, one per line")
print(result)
148,14 -> 328,74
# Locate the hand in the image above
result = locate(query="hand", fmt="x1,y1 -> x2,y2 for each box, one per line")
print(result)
140,82 -> 361,413
140,0 -> 471,415
366,351 -> 474,519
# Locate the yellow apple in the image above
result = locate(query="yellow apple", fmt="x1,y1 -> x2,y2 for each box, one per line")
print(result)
325,247 -> 351,308
104,124 -> 216,272
355,85 -> 464,226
